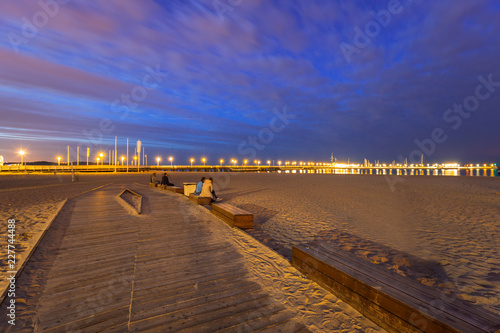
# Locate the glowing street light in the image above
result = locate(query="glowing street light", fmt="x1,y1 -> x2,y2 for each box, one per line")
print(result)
156,157 -> 161,166
96,157 -> 100,165
99,152 -> 104,166
169,156 -> 173,167
202,157 -> 206,166
190,158 -> 194,167
19,150 -> 25,166
57,156 -> 62,166
278,160 -> 282,166
121,156 -> 125,165
232,159 -> 237,166
267,160 -> 271,166
243,159 -> 248,166
220,159 -> 224,166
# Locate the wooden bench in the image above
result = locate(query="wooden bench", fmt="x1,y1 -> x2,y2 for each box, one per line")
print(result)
212,203 -> 253,229
292,242 -> 500,333
166,186 -> 183,194
189,193 -> 212,205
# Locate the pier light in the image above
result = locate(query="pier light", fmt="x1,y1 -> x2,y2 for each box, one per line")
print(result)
257,160 -> 261,166
18,150 -> 25,166
232,159 -> 237,166
96,157 -> 100,165
169,156 -> 173,167
267,160 -> 271,166
99,152 -> 104,165
156,157 -> 161,166
243,159 -> 248,166
57,156 -> 62,166
278,160 -> 282,166
190,158 -> 194,167
202,157 -> 206,166
220,159 -> 224,166
121,156 -> 125,165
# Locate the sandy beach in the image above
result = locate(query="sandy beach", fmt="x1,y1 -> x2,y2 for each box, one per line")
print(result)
1,171 -> 499,330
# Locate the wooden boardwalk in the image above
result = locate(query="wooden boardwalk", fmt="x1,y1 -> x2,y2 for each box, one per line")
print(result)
1,184 -> 308,332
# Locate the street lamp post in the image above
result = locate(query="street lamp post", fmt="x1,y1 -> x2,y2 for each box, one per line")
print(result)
19,150 -> 25,166
169,156 -> 173,167
57,156 -> 62,166
121,156 -> 125,165
202,157 -> 206,166
220,159 -> 224,166
156,157 -> 161,166
99,153 -> 104,166
190,158 -> 194,167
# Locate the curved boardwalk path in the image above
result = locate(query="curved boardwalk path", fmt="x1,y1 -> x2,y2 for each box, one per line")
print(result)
0,184 -> 308,332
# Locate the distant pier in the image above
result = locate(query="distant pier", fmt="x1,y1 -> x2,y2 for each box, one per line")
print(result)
1,163 -> 497,176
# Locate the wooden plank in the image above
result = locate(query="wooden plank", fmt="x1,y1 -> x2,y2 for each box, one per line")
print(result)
308,242 -> 500,325
0,199 -> 67,305
212,202 -> 253,229
132,272 -> 256,304
131,266 -> 251,298
293,252 -> 422,333
166,186 -> 184,194
0,184 -> 316,333
40,305 -> 130,333
130,281 -> 263,321
129,292 -> 271,332
293,245 -> 500,333
188,193 -> 212,205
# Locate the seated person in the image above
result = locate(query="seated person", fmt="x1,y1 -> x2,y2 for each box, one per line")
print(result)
194,177 -> 205,195
200,177 -> 219,202
160,172 -> 174,186
150,172 -> 159,184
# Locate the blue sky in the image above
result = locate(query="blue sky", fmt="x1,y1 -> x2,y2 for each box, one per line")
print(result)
1,0 -> 499,164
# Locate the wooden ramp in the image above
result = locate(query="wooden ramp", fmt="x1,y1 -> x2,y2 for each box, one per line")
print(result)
0,184 -> 308,332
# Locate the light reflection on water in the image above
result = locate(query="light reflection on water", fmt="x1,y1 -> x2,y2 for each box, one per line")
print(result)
281,168 -> 498,177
